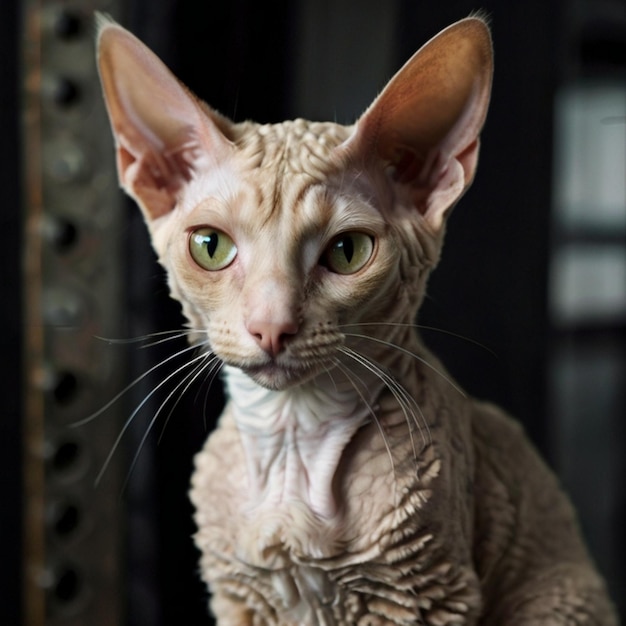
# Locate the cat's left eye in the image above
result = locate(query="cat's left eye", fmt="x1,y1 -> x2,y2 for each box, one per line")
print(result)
189,228 -> 237,271
323,232 -> 374,275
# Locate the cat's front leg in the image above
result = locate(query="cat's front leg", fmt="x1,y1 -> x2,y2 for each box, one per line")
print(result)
471,406 -> 618,625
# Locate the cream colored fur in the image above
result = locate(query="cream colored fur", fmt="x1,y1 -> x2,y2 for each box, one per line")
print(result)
96,15 -> 618,625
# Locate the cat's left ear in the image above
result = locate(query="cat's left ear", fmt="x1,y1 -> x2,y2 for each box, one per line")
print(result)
96,15 -> 233,221
345,17 -> 493,231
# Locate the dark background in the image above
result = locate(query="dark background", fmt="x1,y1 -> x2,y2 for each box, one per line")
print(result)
2,0 -> 624,624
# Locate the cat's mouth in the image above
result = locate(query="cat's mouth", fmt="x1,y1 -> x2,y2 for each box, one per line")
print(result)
240,360 -> 322,390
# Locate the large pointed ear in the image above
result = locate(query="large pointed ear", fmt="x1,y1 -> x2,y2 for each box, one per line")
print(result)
96,15 -> 233,220
345,17 -> 493,231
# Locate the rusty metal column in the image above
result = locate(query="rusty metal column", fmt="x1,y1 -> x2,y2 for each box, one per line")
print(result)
22,2 -> 127,625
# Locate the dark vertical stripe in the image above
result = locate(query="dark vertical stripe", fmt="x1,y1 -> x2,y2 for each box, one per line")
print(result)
0,0 -> 22,625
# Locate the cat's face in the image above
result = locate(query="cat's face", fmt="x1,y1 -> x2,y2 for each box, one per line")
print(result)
96,16 -> 492,390
149,120 -> 430,389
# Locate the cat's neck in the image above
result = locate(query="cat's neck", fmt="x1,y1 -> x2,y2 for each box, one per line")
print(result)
223,366 -> 385,521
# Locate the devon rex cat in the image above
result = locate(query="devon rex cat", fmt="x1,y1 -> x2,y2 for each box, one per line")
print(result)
96,14 -> 618,625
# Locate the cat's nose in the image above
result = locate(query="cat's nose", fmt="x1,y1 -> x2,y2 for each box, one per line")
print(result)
247,319 -> 299,357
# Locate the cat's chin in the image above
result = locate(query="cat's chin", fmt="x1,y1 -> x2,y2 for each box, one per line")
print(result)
239,362 -> 320,391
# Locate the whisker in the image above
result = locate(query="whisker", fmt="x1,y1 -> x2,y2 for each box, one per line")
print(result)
333,358 -> 398,497
339,346 -> 429,463
71,341 -> 208,428
138,330 -> 201,349
343,332 -> 466,397
320,361 -> 341,393
199,361 -> 225,432
339,322 -> 497,357
94,349 -> 210,486
339,347 -> 412,431
122,352 -> 219,492
157,352 -> 222,445
94,329 -> 198,347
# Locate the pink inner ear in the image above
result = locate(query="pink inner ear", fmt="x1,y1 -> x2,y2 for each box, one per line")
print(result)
98,21 -> 234,220
344,18 -> 492,227
453,138 -> 481,188
117,140 -> 197,218
388,145 -> 451,190
117,126 -> 199,219
389,148 -> 425,185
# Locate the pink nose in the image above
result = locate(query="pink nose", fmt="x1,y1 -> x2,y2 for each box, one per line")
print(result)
246,319 -> 299,357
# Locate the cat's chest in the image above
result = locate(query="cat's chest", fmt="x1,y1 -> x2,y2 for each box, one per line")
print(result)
222,368 -> 382,523
191,415 -> 434,625
190,374 -> 480,624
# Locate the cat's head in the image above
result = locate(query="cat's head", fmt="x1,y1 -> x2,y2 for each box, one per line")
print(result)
96,16 -> 492,390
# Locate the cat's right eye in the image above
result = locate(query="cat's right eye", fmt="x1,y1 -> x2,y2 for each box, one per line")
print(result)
189,228 -> 237,271
323,232 -> 374,275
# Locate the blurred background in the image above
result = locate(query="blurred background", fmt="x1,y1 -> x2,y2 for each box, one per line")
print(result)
1,0 -> 624,624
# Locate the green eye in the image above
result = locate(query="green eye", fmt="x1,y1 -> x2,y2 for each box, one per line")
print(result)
189,228 -> 237,271
324,232 -> 374,275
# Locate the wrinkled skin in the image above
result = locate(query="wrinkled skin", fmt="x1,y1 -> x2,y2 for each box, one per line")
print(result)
96,15 -> 619,625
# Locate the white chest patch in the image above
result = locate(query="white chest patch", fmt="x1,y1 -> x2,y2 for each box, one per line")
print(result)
224,367 -> 379,522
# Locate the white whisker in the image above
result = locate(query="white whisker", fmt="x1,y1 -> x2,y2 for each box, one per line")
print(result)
94,329 -> 198,347
343,332 -> 466,397
94,349 -> 211,486
338,346 -> 429,466
156,352 -> 221,445
138,330 -> 201,349
333,358 -> 398,497
121,351 -> 220,491
320,361 -> 341,393
340,322 -> 497,357
198,361 -> 225,431
71,341 -> 208,428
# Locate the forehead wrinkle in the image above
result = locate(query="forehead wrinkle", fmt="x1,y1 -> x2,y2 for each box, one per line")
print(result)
244,176 -> 326,276
233,118 -> 352,224
297,183 -> 383,242
179,163 -> 240,215
228,178 -> 268,239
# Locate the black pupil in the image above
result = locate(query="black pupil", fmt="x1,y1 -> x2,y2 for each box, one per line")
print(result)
339,236 -> 354,263
205,232 -> 219,258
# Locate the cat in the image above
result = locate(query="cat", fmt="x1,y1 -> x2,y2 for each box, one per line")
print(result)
96,14 -> 618,626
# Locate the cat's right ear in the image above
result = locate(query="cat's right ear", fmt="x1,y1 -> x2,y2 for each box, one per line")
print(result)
96,15 -> 233,220
344,17 -> 493,232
